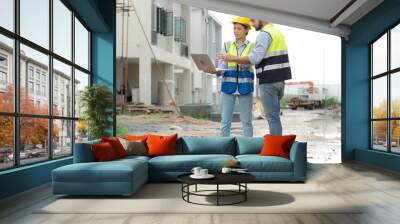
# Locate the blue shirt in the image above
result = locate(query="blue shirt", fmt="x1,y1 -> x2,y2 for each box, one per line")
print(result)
248,31 -> 272,65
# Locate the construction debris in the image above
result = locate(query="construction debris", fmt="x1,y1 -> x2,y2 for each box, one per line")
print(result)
116,102 -> 175,115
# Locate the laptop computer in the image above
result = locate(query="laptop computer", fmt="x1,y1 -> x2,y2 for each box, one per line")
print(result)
191,54 -> 228,73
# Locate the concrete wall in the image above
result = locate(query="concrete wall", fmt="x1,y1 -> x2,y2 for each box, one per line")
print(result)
189,9 -> 222,105
116,0 -> 194,105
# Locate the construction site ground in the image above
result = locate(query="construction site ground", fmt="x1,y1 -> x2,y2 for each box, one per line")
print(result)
117,109 -> 341,164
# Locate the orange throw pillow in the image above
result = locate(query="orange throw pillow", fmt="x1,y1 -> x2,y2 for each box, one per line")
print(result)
101,137 -> 127,158
91,142 -> 117,162
146,134 -> 178,157
124,135 -> 148,141
260,134 -> 296,159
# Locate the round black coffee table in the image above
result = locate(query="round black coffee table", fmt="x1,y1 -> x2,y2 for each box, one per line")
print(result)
177,173 -> 255,206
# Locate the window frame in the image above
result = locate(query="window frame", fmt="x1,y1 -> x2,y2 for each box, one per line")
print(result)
174,16 -> 186,43
370,20 -> 400,154
0,0 -> 92,171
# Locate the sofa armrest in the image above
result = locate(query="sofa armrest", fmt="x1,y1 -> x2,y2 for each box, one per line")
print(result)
289,141 -> 307,181
73,140 -> 100,163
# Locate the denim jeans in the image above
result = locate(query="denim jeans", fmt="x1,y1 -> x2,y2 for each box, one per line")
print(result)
259,82 -> 285,136
220,92 -> 253,137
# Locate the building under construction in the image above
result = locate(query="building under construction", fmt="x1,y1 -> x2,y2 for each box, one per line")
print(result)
116,0 -> 222,111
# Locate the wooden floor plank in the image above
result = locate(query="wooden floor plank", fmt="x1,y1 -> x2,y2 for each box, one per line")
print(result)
1,163 -> 400,224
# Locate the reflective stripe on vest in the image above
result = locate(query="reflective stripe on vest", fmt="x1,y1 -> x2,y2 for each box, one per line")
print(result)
223,76 -> 253,83
256,62 -> 290,73
255,24 -> 292,84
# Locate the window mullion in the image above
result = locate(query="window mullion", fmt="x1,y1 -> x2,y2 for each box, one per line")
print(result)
71,10 -> 76,154
49,0 -> 54,160
14,0 -> 21,167
388,29 -> 392,153
370,45 -> 373,149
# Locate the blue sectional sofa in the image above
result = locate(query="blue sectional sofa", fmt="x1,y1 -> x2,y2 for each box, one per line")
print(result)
52,137 -> 307,196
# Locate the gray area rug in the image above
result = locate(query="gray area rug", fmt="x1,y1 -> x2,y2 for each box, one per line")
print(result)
37,183 -> 362,214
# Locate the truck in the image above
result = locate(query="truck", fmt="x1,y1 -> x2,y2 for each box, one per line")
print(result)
285,81 -> 325,110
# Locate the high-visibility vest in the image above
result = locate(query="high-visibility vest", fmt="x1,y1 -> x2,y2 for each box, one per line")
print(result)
221,41 -> 254,95
255,24 -> 292,84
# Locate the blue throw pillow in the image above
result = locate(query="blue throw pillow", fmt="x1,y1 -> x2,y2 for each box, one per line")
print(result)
236,136 -> 263,155
178,137 -> 235,155
73,139 -> 100,163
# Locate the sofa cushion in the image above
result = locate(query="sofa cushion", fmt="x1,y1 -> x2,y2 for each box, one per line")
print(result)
91,142 -> 118,161
115,155 -> 150,163
236,155 -> 293,172
149,154 -> 235,172
101,137 -> 127,158
236,136 -> 263,155
73,140 -> 100,163
260,134 -> 296,159
119,138 -> 147,156
147,134 -> 178,157
53,158 -> 147,183
177,137 -> 235,155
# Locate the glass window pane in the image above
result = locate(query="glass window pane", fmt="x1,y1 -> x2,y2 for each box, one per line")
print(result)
20,0 -> 49,49
0,0 -> 14,31
20,117 -> 49,165
391,24 -> 400,70
391,120 -> 400,153
53,0 -> 72,60
372,33 -> 387,76
0,116 -> 14,170
53,59 -> 72,117
391,72 -> 400,118
20,44 -> 49,115
372,121 -> 388,151
53,119 -> 72,157
372,77 -> 387,119
0,35 -> 14,112
74,69 -> 89,118
75,120 -> 88,143
75,18 -> 89,70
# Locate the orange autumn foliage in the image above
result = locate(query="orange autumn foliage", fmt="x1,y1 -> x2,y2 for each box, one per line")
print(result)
0,84 -> 59,149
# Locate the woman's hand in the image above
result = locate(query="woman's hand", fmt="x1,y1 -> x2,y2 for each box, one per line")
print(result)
217,53 -> 231,61
204,68 -> 218,74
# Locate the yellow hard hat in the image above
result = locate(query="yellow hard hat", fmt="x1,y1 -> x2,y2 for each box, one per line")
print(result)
232,16 -> 251,29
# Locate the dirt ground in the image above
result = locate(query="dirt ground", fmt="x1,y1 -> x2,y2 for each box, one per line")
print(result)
117,109 -> 341,164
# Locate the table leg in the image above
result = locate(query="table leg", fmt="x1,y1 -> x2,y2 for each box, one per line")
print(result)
217,184 -> 219,206
187,184 -> 190,202
245,183 -> 247,201
181,184 -> 183,199
195,184 -> 198,192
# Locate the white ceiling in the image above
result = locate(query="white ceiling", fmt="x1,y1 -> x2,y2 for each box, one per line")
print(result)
223,0 -> 352,22
173,0 -> 384,37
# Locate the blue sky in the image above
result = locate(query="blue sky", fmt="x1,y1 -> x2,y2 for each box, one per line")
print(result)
0,0 -> 88,74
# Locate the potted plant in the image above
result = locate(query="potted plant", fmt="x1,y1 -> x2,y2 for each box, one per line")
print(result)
79,84 -> 113,140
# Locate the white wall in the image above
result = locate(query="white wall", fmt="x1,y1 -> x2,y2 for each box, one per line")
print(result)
116,0 -> 221,106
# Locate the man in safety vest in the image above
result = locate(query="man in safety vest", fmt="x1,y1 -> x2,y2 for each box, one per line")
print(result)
217,19 -> 291,136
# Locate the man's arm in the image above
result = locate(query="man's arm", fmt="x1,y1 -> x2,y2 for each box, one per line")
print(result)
217,32 -> 271,65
